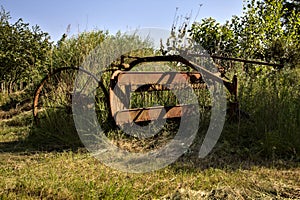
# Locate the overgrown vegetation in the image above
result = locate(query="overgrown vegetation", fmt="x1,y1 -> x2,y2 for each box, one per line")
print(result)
1,0 -> 300,198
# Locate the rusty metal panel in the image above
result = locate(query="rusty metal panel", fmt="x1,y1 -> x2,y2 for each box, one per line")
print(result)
114,104 -> 199,125
116,71 -> 202,86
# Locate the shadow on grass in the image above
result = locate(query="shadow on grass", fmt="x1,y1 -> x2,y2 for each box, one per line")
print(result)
0,108 -> 299,171
0,108 -> 84,153
172,147 -> 300,172
171,120 -> 300,171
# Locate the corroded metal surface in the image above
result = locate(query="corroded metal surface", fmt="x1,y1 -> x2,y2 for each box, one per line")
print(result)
34,54 -> 282,126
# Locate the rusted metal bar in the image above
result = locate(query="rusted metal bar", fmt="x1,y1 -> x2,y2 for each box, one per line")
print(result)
133,83 -> 207,92
113,71 -> 201,87
210,55 -> 284,68
124,54 -> 284,69
114,104 -> 201,125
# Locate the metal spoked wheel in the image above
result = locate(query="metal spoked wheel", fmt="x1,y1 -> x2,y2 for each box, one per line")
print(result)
33,67 -> 77,124
32,67 -> 110,127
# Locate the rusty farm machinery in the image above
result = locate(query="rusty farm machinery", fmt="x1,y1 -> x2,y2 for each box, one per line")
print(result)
32,54 -> 283,128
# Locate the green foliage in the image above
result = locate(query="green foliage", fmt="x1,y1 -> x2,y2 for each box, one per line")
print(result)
190,18 -> 238,57
0,7 -> 52,93
282,0 -> 300,26
51,30 -> 108,69
190,0 -> 300,68
31,31 -> 109,143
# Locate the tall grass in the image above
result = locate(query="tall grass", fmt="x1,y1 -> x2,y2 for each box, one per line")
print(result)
222,66 -> 300,159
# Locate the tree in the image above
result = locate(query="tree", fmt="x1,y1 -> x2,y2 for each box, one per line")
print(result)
190,0 -> 300,68
0,7 -> 52,93
190,18 -> 238,57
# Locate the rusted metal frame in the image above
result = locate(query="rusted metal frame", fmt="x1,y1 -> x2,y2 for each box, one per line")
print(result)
109,71 -> 204,110
110,71 -> 217,125
123,55 -> 237,97
110,71 -> 201,107
110,55 -> 239,125
114,104 -> 201,125
123,55 -> 198,71
188,60 -> 238,99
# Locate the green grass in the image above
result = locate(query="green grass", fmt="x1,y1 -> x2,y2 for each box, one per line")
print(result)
0,149 -> 299,199
233,67 -> 300,159
1,106 -> 300,199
